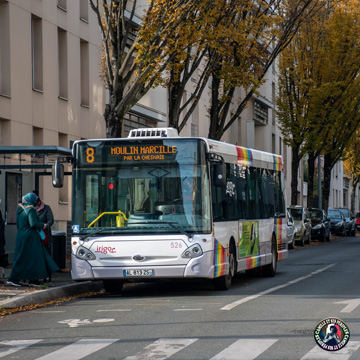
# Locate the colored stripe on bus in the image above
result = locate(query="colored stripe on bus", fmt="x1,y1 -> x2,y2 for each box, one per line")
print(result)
274,218 -> 283,260
273,155 -> 283,171
214,238 -> 226,278
246,256 -> 261,270
236,146 -> 253,167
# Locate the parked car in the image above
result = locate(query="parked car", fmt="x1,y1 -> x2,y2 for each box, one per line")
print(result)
309,208 -> 331,242
356,211 -> 360,231
328,207 -> 356,236
286,209 -> 296,249
327,209 -> 346,236
287,205 -> 312,246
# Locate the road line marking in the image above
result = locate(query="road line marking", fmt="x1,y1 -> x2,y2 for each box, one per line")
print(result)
301,341 -> 360,359
35,339 -> 118,360
122,338 -> 198,360
0,340 -> 42,358
334,298 -> 360,313
97,309 -> 132,312
210,339 -> 278,360
174,309 -> 203,311
221,263 -> 336,310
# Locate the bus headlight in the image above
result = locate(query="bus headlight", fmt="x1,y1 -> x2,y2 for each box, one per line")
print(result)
76,246 -> 96,260
182,244 -> 203,259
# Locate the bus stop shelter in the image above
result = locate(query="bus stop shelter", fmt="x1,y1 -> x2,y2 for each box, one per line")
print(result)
0,146 -> 72,263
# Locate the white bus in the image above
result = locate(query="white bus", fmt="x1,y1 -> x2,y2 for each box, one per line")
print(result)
54,128 -> 287,292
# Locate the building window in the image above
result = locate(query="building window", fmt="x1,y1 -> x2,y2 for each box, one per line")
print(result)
57,0 -> 67,11
254,101 -> 268,125
80,39 -> 89,107
0,1 -> 10,96
272,134 -> 276,154
31,15 -> 43,92
80,0 -> 88,22
58,28 -> 68,99
123,112 -> 156,137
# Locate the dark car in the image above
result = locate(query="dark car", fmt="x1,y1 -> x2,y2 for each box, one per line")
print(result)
327,209 -> 346,236
328,208 -> 356,236
309,208 -> 331,242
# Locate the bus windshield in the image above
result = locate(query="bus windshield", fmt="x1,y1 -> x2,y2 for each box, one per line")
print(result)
72,138 -> 211,235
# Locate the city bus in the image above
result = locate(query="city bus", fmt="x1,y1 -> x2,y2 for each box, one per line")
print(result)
53,127 -> 288,292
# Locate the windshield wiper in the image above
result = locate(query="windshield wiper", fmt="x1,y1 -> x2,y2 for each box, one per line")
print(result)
78,228 -> 122,241
129,221 -> 192,238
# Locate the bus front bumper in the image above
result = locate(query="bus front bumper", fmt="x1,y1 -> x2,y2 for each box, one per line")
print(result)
71,252 -> 216,281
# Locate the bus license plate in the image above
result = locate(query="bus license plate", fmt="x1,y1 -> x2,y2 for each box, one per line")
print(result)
124,269 -> 153,277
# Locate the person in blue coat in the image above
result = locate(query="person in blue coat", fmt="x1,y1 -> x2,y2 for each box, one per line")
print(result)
7,193 -> 59,287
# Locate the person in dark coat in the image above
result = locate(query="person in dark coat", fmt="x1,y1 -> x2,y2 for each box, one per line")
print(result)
7,193 -> 59,287
33,190 -> 54,255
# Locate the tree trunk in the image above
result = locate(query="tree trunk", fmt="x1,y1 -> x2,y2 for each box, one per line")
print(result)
291,145 -> 301,205
350,177 -> 359,214
307,152 -> 316,208
322,153 -> 333,211
104,103 -> 124,138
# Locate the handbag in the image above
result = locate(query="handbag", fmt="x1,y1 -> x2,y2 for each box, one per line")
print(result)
24,206 -> 47,245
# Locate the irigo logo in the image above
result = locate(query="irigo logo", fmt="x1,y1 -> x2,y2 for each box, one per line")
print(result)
95,245 -> 116,254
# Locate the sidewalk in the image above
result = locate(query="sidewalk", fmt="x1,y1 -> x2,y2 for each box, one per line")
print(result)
0,264 -> 103,310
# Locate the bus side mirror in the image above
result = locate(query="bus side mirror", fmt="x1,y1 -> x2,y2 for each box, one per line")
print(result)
214,161 -> 226,187
52,159 -> 64,188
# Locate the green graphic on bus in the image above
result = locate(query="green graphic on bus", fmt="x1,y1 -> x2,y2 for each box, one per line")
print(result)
239,221 -> 259,257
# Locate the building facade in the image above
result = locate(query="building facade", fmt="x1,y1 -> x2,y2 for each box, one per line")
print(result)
0,0 -> 106,260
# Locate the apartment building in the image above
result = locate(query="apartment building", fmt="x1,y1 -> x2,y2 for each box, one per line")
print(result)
0,0 -> 106,259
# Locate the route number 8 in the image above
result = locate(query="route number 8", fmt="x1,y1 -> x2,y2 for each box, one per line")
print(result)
86,148 -> 95,163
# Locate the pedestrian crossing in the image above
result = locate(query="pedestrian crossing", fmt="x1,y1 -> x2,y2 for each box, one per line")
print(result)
0,338 -> 359,359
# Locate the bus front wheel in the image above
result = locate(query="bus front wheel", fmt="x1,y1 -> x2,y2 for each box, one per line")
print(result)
213,246 -> 236,291
103,279 -> 124,293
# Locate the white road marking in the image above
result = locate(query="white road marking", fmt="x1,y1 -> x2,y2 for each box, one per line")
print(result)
210,338 -> 278,360
92,319 -> 114,323
0,340 -> 42,358
35,339 -> 118,360
301,341 -> 360,359
335,298 -> 360,313
58,319 -> 91,328
57,318 -> 114,327
97,309 -> 132,312
122,338 -> 198,360
221,264 -> 336,310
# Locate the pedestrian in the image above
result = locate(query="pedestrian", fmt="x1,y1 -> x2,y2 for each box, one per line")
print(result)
7,192 -> 59,287
33,190 -> 54,255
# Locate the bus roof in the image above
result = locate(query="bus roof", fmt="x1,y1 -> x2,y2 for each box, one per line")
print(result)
74,128 -> 282,171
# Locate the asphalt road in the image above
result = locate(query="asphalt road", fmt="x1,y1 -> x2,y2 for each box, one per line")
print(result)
0,235 -> 359,359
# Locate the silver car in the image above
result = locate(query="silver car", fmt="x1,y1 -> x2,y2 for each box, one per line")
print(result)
286,209 -> 295,249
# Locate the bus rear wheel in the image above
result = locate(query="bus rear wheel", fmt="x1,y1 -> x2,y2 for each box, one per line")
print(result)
213,247 -> 235,291
103,279 -> 124,293
262,237 -> 277,277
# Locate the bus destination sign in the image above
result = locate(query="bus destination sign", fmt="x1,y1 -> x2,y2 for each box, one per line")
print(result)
85,144 -> 177,163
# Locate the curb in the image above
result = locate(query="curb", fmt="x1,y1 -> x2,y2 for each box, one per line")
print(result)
0,281 -> 104,309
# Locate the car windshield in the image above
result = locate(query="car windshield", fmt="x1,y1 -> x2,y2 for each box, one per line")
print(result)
338,209 -> 350,218
72,139 -> 211,235
288,208 -> 302,221
328,210 -> 342,220
356,213 -> 360,219
310,209 -> 323,220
